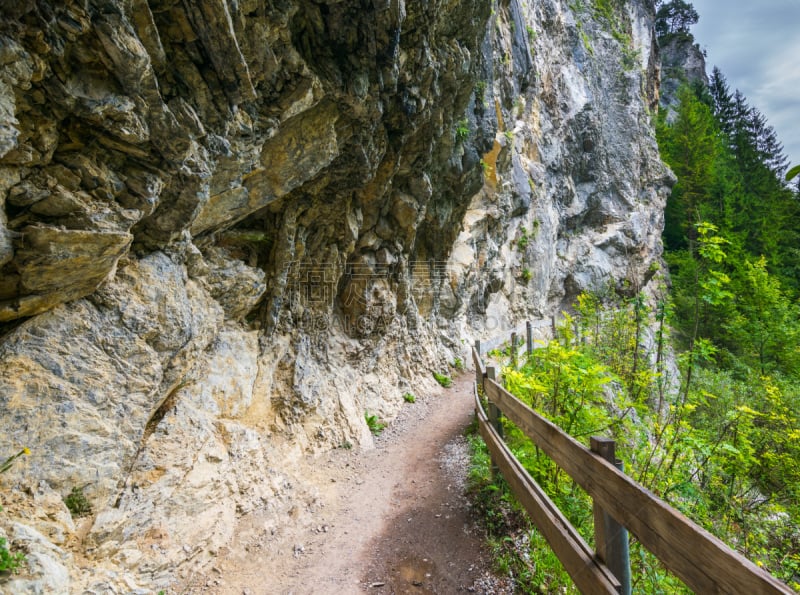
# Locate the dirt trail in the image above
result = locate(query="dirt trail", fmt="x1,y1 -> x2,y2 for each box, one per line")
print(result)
195,374 -> 503,594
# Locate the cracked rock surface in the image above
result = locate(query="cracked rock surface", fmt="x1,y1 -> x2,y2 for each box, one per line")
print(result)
0,0 -> 670,591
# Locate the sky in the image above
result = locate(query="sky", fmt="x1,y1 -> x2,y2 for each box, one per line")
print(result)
690,0 -> 800,169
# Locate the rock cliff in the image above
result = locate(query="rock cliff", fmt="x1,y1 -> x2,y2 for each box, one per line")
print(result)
658,31 -> 708,117
0,0 -> 670,591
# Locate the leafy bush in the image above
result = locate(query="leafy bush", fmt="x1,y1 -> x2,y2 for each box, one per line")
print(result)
0,536 -> 25,574
64,486 -> 92,518
403,392 -> 416,403
433,372 -> 452,388
364,412 -> 387,435
455,119 -> 469,141
486,291 -> 800,588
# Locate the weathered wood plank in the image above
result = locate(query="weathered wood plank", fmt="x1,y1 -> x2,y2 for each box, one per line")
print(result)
590,438 -> 631,595
526,320 -> 533,355
483,379 -> 793,595
474,390 -> 621,594
472,345 -> 486,386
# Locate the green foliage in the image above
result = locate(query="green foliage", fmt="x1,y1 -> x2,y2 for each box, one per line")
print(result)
0,503 -> 27,574
433,372 -> 452,388
576,22 -> 593,55
64,486 -> 92,518
403,392 -> 416,403
620,42 -> 640,71
505,326 -> 614,442
1,448 -> 29,474
592,0 -> 621,22
655,0 -> 699,38
515,226 -> 534,250
364,412 -> 387,435
786,164 -> 800,182
465,425 -> 574,592
452,357 -> 464,371
478,291 -> 800,589
655,80 -> 800,586
455,119 -> 469,142
0,535 -> 25,574
471,303 -> 693,590
526,26 -> 537,44
657,87 -> 723,251
587,0 -> 636,53
520,268 -> 532,283
659,81 -> 800,289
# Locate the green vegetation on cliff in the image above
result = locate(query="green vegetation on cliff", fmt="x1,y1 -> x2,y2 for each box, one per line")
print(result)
650,75 -> 800,588
471,288 -> 800,591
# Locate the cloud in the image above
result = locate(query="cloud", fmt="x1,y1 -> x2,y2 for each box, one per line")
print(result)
690,0 -> 800,166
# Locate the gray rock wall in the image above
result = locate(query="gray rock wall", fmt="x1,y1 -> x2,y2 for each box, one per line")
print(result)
659,32 -> 708,117
0,0 -> 670,591
447,0 -> 671,339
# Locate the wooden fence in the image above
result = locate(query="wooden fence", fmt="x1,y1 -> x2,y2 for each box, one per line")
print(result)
472,341 -> 793,594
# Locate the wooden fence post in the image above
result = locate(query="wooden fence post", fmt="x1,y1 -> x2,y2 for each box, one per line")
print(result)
486,366 -> 503,477
526,320 -> 533,355
591,437 -> 631,595
474,339 -> 482,390
510,332 -> 517,367
486,367 -> 503,438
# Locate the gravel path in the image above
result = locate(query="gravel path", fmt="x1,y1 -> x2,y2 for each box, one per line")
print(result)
193,373 -> 504,594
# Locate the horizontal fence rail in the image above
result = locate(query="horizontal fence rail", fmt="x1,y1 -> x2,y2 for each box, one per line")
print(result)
472,342 -> 793,595
474,382 -> 621,593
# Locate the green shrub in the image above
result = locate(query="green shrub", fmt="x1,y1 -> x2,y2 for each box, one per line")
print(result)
433,372 -> 452,388
364,412 -> 387,435
64,486 -> 92,518
0,505 -> 26,575
0,536 -> 25,574
456,119 -> 469,141
403,392 -> 416,403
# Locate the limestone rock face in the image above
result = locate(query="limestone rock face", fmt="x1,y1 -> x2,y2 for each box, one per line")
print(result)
192,246 -> 267,321
447,0 -> 672,339
0,252 -> 222,497
659,33 -> 709,117
0,0 -> 670,591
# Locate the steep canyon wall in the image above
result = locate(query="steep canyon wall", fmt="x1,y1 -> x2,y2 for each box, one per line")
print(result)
0,0 -> 670,591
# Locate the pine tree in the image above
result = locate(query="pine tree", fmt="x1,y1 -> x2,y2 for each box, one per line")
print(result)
708,67 -> 735,137
657,86 -> 722,250
655,0 -> 699,38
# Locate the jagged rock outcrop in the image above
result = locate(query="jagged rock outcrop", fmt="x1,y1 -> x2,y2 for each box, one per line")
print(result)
448,0 -> 671,338
0,0 -> 670,591
658,32 -> 708,115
